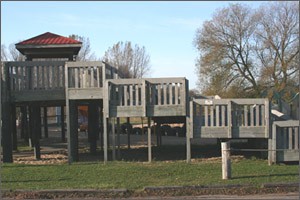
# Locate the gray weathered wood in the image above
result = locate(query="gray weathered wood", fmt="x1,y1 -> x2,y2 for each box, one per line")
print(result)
112,118 -> 116,160
1,63 -> 13,163
148,117 -> 152,162
221,141 -> 231,179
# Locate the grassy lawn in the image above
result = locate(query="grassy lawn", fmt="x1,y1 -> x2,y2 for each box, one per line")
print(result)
2,158 -> 298,190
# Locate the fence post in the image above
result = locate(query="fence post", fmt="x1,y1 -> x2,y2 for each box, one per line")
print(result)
221,141 -> 231,179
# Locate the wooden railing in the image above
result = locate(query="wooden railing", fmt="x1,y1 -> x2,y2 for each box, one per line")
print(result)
191,98 -> 270,138
105,77 -> 188,117
7,61 -> 65,91
67,61 -> 118,89
270,120 -> 299,163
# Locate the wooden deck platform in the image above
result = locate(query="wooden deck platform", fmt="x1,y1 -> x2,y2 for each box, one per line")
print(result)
189,98 -> 270,139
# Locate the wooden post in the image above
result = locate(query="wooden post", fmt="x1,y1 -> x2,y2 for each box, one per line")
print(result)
148,117 -> 152,162
61,106 -> 65,142
43,107 -> 48,138
11,104 -> 18,151
227,101 -> 232,138
117,118 -> 121,160
127,117 -> 131,149
33,106 -> 41,160
1,63 -> 13,163
270,123 -> 277,164
67,100 -> 78,163
112,118 -> 116,161
103,115 -> 108,163
221,141 -> 231,180
186,116 -> 191,163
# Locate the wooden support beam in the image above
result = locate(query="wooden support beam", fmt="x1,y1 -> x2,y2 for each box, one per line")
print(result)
103,115 -> 108,163
148,117 -> 152,163
61,106 -> 65,142
127,117 -> 131,149
67,100 -> 79,163
31,106 -> 41,160
221,141 -> 231,179
112,118 -> 116,161
1,64 -> 13,163
117,118 -> 121,160
186,116 -> 191,163
11,104 -> 18,151
43,107 -> 48,138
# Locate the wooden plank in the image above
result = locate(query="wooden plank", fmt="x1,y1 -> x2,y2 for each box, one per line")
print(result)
41,66 -> 45,89
90,67 -> 95,87
244,105 -> 248,127
261,105 -> 265,126
174,83 -> 178,105
169,83 -> 173,105
264,99 -> 270,138
221,105 -> 225,126
46,66 -> 50,90
111,118 -> 116,160
210,106 -> 214,127
250,105 -> 254,126
205,106 -> 208,127
163,83 -> 167,105
152,84 -> 156,105
216,105 -> 220,127
141,81 -> 146,116
135,84 -> 139,106
157,84 -> 161,105
117,118 -> 121,159
255,105 -> 260,126
227,100 -> 232,138
129,85 -> 133,106
96,67 -> 100,87
186,115 -> 191,163
295,127 -> 299,150
74,68 -> 78,88
124,85 -> 128,106
148,117 -> 152,162
118,85 -> 123,106
288,128 -> 293,150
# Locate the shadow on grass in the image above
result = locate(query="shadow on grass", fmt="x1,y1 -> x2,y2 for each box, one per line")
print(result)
77,144 -> 221,162
2,178 -> 71,183
232,173 -> 298,180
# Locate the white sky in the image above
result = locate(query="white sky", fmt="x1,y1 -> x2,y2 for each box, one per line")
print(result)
1,1 -> 264,89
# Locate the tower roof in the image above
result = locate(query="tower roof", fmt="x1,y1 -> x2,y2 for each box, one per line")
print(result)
16,32 -> 82,45
15,32 -> 82,60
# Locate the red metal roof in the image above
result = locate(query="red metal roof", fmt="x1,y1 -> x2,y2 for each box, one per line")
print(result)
16,32 -> 82,45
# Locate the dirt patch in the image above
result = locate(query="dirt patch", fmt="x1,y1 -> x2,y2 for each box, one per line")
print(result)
14,153 -> 68,165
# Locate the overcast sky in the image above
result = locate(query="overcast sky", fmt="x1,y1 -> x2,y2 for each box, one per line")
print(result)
1,1 -> 263,89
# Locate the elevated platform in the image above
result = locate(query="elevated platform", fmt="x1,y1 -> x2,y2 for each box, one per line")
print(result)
189,98 -> 270,139
6,61 -> 118,103
104,78 -> 188,118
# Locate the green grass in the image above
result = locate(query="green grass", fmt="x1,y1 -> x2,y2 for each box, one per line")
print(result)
1,158 -> 298,190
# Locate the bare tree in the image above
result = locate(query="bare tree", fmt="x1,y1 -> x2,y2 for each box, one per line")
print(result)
1,44 -> 25,61
69,34 -> 97,61
194,2 -> 299,103
1,44 -> 9,61
255,2 -> 299,106
103,41 -> 151,78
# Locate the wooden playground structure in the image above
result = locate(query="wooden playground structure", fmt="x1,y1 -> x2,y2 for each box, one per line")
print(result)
1,32 -> 299,165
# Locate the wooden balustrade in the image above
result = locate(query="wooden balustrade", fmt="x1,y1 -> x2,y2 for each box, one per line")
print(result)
270,120 -> 299,163
191,98 -> 270,138
105,78 -> 188,118
8,61 -> 65,91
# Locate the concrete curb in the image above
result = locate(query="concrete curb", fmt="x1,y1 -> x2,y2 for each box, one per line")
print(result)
2,183 -> 299,199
